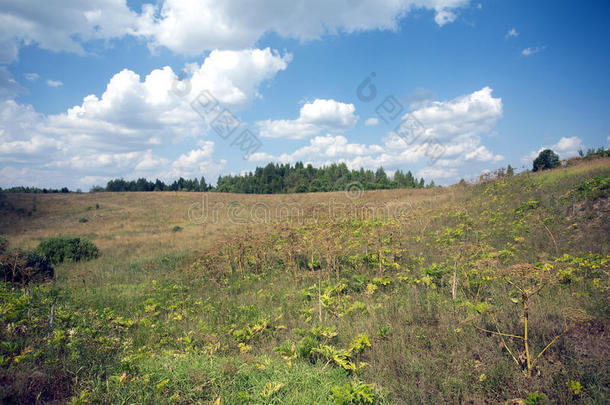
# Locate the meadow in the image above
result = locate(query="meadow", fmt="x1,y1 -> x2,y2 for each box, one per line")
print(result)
0,157 -> 608,404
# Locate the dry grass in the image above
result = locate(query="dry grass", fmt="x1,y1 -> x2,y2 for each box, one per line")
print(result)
0,187 -> 444,255
0,157 -> 608,404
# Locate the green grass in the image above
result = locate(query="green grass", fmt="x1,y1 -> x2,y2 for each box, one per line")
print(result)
0,158 -> 609,404
87,352 -> 349,404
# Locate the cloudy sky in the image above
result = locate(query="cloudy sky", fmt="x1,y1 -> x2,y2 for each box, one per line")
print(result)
1,0 -> 609,189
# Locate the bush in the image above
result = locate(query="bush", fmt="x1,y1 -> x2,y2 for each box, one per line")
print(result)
78,217 -> 88,223
569,176 -> 610,201
0,249 -> 53,284
35,237 -> 100,265
533,149 -> 560,172
25,251 -> 54,282
171,225 -> 182,232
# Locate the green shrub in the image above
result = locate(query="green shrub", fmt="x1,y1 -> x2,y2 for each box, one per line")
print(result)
78,217 -> 88,223
569,176 -> 610,200
35,237 -> 100,265
171,225 -> 182,232
331,379 -> 380,404
533,149 -> 560,172
25,251 -> 54,281
525,391 -> 547,405
0,249 -> 53,284
297,335 -> 319,359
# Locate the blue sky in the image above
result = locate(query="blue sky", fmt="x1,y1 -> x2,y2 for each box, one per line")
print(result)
1,0 -> 609,189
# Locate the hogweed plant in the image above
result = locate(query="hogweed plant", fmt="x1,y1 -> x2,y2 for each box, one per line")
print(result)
473,263 -> 578,378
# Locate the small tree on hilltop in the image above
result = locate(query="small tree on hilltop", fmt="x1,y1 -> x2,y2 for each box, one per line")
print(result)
533,149 -> 560,172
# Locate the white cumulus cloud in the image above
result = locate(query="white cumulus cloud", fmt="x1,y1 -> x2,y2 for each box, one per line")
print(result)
434,9 -> 458,26
0,48 -> 289,188
553,136 -> 584,157
251,87 -> 504,182
249,134 -> 383,163
0,0 -> 138,63
410,86 -> 503,141
522,136 -> 585,163
0,0 -> 472,62
134,0 -> 472,54
257,99 -> 358,139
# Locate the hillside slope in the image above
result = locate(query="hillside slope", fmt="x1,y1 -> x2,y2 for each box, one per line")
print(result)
0,158 -> 609,404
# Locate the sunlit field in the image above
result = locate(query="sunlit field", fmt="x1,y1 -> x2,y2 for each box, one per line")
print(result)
1,158 -> 609,403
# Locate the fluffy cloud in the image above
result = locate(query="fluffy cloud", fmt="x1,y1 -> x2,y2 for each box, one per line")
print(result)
251,87 -> 504,182
0,0 -> 138,63
134,0 -> 472,54
410,86 -> 503,140
250,134 -> 383,163
464,145 -> 504,162
365,117 -> 379,126
434,9 -> 458,26
0,48 -> 289,187
0,100 -> 58,161
258,99 -> 358,139
164,140 -> 226,180
0,0 -> 471,62
553,136 -> 584,157
522,136 -> 584,163
49,48 -> 288,153
1,84 -> 504,187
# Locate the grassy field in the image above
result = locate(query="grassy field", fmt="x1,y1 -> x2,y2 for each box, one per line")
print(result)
1,158 -> 609,404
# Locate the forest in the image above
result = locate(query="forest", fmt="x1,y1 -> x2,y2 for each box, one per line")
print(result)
102,162 -> 430,193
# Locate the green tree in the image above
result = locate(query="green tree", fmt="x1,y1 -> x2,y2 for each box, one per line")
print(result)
199,176 -> 208,192
533,149 -> 560,172
374,167 -> 388,186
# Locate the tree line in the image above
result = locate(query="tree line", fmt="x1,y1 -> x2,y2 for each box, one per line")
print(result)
0,186 -> 71,194
100,162 -> 432,193
3,147 -> 607,195
101,177 -> 211,192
